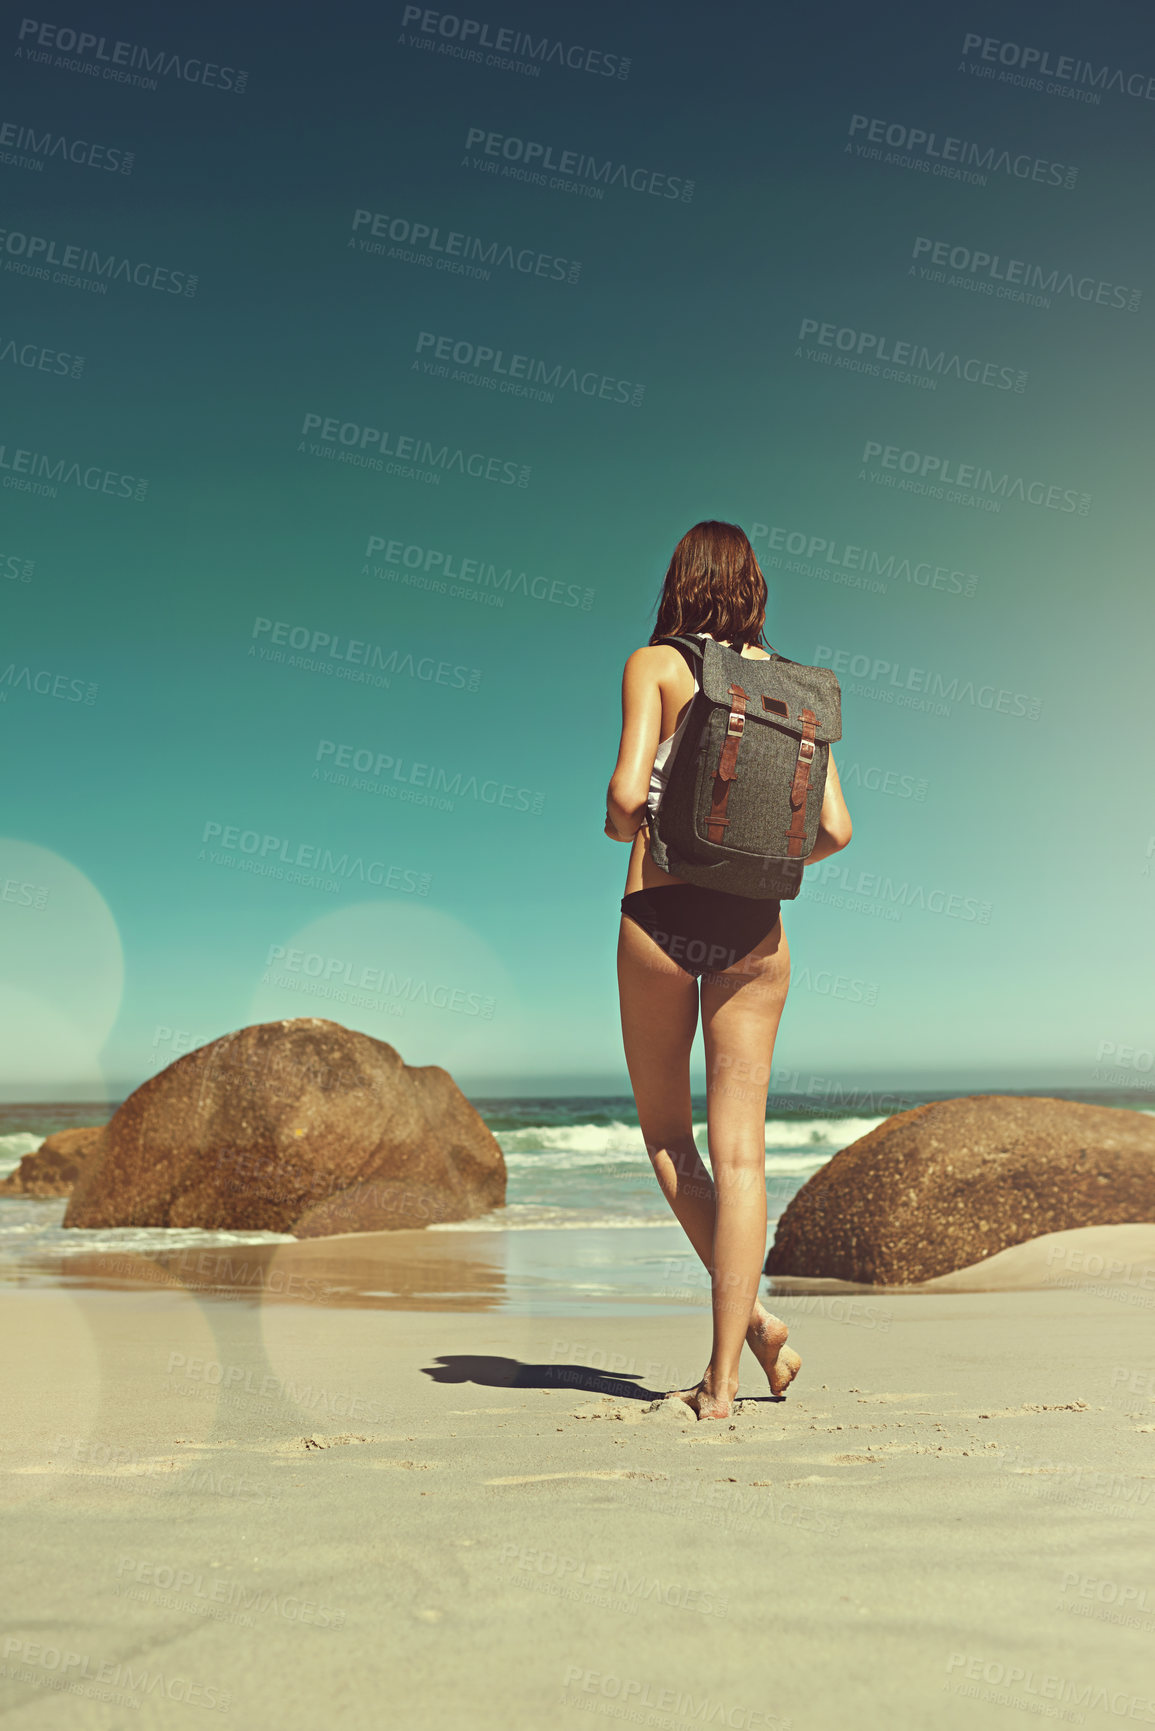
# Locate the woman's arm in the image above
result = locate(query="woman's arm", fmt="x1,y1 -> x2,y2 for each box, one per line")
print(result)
604,647 -> 666,842
805,751 -> 853,864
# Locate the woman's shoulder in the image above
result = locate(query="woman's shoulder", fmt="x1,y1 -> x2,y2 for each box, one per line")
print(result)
621,642 -> 695,692
624,642 -> 691,670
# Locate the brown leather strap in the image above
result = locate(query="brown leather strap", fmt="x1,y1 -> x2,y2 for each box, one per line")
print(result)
706,683 -> 748,842
786,709 -> 818,856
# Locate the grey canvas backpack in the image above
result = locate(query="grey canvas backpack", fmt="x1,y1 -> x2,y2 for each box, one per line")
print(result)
646,634 -> 842,899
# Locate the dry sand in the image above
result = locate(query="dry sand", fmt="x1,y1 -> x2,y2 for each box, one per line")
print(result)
2,1223 -> 1154,1730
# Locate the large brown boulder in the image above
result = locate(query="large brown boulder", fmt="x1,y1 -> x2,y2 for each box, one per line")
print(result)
765,1094 -> 1155,1284
0,1127 -> 106,1197
63,1018 -> 505,1237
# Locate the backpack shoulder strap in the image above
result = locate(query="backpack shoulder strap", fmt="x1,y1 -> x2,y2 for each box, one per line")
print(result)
652,634 -> 705,659
651,634 -> 706,677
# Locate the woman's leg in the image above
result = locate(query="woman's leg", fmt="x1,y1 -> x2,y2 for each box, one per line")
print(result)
685,916 -> 791,1417
616,916 -> 798,1406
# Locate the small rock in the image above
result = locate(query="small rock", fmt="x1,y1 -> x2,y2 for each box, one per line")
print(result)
0,1127 -> 105,1197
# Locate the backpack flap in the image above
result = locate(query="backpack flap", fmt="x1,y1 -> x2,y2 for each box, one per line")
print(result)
697,639 -> 841,743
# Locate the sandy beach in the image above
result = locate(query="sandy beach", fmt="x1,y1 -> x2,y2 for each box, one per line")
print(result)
3,1224 -> 1154,1731
5,0 -> 1153,1714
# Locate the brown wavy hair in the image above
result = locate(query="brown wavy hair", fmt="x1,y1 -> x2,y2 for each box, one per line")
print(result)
649,521 -> 768,651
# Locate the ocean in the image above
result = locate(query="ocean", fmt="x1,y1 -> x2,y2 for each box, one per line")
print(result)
0,1088 -> 1148,1312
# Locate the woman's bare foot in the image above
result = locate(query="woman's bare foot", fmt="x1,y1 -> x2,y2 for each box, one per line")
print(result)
668,1371 -> 739,1421
746,1308 -> 802,1397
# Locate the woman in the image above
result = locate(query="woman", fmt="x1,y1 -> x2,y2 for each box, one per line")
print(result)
604,521 -> 853,1421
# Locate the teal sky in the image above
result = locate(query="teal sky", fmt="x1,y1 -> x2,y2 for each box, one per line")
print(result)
2,0 -> 1153,1100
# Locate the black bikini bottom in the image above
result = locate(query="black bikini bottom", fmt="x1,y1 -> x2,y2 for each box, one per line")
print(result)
620,884 -> 782,980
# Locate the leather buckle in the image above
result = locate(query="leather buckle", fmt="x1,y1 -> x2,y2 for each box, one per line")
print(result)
797,737 -> 815,760
726,713 -> 745,738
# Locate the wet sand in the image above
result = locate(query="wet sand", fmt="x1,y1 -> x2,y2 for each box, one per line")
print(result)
2,1223 -> 1154,1729
11,1218 -> 1155,1308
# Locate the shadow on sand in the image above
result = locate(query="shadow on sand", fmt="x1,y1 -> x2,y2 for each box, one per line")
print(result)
421,1354 -> 786,1403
